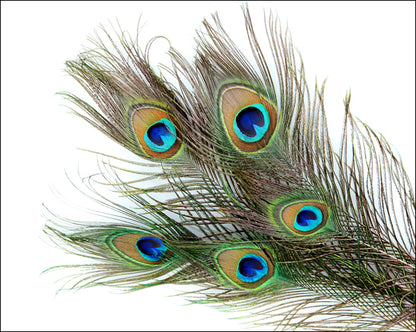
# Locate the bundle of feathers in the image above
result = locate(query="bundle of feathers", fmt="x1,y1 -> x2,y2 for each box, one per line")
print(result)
44,6 -> 415,331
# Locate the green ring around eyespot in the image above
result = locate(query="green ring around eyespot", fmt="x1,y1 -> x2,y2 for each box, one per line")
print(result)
144,118 -> 177,152
232,103 -> 270,143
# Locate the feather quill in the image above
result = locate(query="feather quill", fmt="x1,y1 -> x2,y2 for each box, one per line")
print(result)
44,6 -> 415,331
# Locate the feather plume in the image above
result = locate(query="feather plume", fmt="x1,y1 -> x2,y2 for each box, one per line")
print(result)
44,6 -> 415,331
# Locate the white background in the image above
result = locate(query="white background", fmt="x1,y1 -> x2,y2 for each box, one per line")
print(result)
2,1 -> 415,331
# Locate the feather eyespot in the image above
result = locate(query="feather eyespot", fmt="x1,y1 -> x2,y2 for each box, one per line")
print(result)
110,233 -> 169,265
219,84 -> 277,152
215,248 -> 275,289
129,105 -> 181,158
280,201 -> 329,235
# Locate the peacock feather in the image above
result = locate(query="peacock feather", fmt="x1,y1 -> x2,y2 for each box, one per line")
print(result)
44,6 -> 415,331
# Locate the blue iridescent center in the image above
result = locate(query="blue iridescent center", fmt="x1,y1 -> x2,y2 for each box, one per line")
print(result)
233,103 -> 270,143
236,254 -> 268,283
294,206 -> 323,232
136,237 -> 167,262
144,118 -> 177,152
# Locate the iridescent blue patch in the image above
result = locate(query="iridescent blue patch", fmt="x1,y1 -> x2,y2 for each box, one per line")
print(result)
294,206 -> 323,232
136,237 -> 167,262
144,118 -> 177,152
236,254 -> 268,283
233,103 -> 270,143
